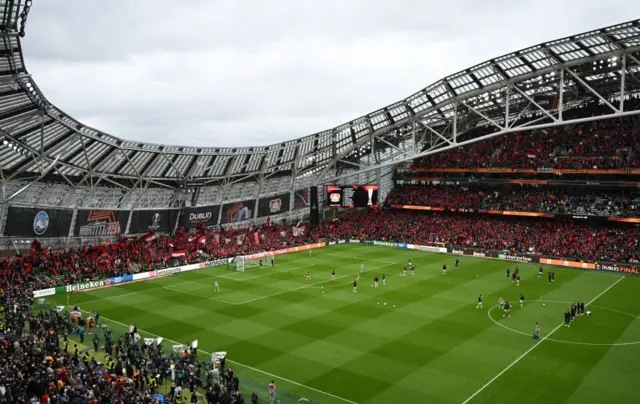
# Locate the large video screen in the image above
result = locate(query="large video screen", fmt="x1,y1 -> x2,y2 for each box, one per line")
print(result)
326,185 -> 378,208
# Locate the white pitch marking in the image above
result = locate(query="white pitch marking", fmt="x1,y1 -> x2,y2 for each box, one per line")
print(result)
462,275 -> 624,404
74,309 -> 359,404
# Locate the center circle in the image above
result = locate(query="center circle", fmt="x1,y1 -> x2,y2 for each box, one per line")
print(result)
487,300 -> 640,346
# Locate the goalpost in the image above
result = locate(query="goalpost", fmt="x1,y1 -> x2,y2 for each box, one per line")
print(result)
235,251 -> 275,271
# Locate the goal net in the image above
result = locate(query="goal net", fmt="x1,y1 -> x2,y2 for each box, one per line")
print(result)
235,251 -> 275,271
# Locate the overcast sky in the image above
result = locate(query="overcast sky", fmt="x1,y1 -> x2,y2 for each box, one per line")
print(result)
22,0 -> 638,148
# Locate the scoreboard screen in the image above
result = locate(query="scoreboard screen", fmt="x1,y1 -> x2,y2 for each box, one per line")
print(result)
326,185 -> 379,208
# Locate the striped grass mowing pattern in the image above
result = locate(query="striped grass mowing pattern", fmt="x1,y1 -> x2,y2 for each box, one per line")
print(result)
49,245 -> 640,404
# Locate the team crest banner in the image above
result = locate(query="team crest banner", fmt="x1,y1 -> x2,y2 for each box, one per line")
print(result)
257,193 -> 290,217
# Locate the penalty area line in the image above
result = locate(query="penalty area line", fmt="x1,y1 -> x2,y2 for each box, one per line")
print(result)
462,275 -> 624,404
73,309 -> 358,404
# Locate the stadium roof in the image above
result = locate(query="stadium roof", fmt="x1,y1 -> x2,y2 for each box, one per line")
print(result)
0,2 -> 639,189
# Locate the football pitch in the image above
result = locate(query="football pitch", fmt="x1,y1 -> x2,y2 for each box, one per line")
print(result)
45,244 -> 640,403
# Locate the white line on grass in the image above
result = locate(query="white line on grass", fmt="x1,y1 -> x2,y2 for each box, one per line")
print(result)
74,308 -> 358,404
462,275 -> 624,404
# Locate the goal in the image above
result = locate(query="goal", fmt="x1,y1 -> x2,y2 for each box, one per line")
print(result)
235,251 -> 275,271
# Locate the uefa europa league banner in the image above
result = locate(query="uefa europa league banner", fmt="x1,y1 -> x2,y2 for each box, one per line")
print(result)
5,206 -> 74,237
257,193 -> 291,217
128,210 -> 178,234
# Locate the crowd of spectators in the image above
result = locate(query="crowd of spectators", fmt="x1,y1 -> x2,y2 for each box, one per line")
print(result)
412,105 -> 640,170
1,222 -> 311,287
386,185 -> 640,217
311,210 -> 640,264
0,265 -> 256,403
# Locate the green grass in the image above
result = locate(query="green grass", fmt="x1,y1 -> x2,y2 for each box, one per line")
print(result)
42,244 -> 640,404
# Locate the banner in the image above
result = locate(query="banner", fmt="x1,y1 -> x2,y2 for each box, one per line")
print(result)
75,210 -> 129,237
497,253 -> 537,263
533,94 -> 559,110
128,210 -> 178,234
220,199 -> 255,224
257,193 -> 291,217
5,207 -> 74,237
180,205 -> 220,229
293,188 -> 309,209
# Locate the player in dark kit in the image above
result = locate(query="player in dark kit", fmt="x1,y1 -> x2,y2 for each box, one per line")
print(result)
352,279 -> 357,293
571,303 -> 577,320
548,271 -> 552,284
579,302 -> 585,315
503,301 -> 511,318
506,268 -> 511,279
511,270 -> 517,283
476,294 -> 483,310
564,309 -> 571,327
455,258 -> 460,268
373,275 -> 379,288
519,292 -> 524,307
442,264 -> 447,276
331,269 -> 336,280
382,273 -> 386,286
538,266 -> 543,278
271,256 -> 275,267
551,271 -> 555,282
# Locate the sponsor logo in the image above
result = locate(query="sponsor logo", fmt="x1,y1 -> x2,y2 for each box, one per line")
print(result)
394,243 -> 408,248
572,216 -> 588,219
374,241 -> 395,247
33,211 -> 49,235
498,254 -> 533,263
328,241 -> 336,246
33,288 -> 55,298
417,245 -> 447,253
149,271 -> 157,278
203,259 -> 228,268
337,240 -> 346,244
66,280 -> 107,293
269,199 -> 282,213
330,193 -> 341,203
155,267 -> 181,277
473,252 -> 486,257
452,249 -> 464,255
349,239 -> 360,243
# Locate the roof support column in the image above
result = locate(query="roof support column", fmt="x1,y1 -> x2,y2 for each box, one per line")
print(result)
620,54 -> 626,112
558,69 -> 564,121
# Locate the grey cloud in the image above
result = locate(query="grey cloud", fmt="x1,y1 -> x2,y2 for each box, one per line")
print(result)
21,0 -> 640,148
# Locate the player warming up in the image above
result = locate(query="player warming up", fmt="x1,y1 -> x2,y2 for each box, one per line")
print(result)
353,278 -> 358,294
519,292 -> 524,307
402,266 -> 407,277
533,322 -> 541,339
214,280 -> 220,293
506,268 -> 511,280
331,269 -> 336,280
455,258 -> 460,268
476,294 -> 483,310
498,297 -> 505,310
373,275 -> 379,288
410,264 -> 415,276
306,270 -> 311,280
360,263 -> 365,273
442,264 -> 447,276
382,273 -> 386,286
538,265 -> 543,278
503,301 -> 511,318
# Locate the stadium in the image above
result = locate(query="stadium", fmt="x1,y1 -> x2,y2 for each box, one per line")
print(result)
1,1 -> 640,403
